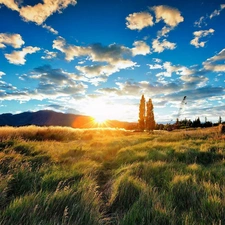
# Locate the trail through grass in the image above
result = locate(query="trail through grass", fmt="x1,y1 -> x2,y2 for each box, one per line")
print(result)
0,126 -> 225,224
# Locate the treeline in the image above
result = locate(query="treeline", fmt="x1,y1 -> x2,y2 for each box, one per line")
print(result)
156,117 -> 223,131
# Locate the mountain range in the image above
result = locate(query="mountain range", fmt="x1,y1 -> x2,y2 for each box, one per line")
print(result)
0,110 -> 137,130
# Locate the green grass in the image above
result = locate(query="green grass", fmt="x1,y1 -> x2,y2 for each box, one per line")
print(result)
0,126 -> 225,224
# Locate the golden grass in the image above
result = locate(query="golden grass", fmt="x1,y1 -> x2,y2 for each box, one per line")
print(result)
0,125 -> 225,224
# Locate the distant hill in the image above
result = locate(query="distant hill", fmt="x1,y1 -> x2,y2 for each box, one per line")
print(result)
0,110 -> 137,130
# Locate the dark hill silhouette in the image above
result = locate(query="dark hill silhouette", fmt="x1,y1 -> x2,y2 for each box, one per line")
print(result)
0,110 -> 137,129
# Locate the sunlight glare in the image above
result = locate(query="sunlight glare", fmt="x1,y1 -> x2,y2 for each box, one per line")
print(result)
86,99 -> 121,125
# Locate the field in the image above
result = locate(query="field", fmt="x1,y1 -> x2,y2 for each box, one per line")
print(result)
0,126 -> 225,225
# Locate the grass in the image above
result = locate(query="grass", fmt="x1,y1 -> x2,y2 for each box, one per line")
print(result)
0,126 -> 225,224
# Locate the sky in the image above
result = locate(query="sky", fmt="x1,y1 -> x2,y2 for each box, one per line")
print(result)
0,0 -> 225,123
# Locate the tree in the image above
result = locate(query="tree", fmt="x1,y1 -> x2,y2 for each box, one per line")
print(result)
192,117 -> 201,128
218,116 -> 222,124
138,95 -> 145,131
146,98 -> 155,131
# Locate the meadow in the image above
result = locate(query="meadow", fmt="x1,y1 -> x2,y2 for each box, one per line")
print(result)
0,126 -> 225,225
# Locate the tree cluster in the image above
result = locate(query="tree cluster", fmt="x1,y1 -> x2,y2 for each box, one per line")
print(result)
138,95 -> 155,131
156,116 -> 223,131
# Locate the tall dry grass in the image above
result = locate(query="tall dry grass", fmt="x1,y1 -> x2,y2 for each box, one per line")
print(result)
0,126 -> 225,224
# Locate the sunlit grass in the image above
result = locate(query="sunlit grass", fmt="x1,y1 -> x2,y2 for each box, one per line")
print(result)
0,126 -> 225,224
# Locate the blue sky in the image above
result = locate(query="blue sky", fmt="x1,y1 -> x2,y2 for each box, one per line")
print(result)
0,0 -> 225,123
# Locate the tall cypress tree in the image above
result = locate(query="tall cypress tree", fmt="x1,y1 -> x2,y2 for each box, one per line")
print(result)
146,98 -> 155,131
138,95 -> 145,131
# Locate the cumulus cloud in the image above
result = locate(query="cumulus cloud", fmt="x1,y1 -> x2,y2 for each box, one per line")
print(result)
53,37 -> 89,61
0,0 -> 77,25
148,60 -> 208,89
125,5 -> 183,53
76,59 -> 136,78
190,29 -> 214,48
53,37 -> 137,84
132,41 -> 151,56
203,63 -> 225,72
152,39 -> 176,53
32,64 -> 87,83
154,61 -> 194,78
150,5 -> 183,53
151,5 -> 184,27
180,75 -> 208,88
76,65 -> 110,78
0,0 -> 19,11
24,65 -> 88,97
0,33 -> 24,48
41,50 -> 57,60
126,12 -> 154,30
5,46 -> 40,65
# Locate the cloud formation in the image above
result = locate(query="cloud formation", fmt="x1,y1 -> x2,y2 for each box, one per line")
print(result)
42,24 -> 58,35
152,39 -> 176,53
0,71 -> 6,77
132,41 -> 151,56
151,5 -> 184,27
125,12 -> 154,30
53,37 -> 89,61
41,50 -> 57,60
53,37 -> 137,84
10,65 -> 88,100
125,5 -> 183,53
152,5 -> 183,53
203,48 -> 225,72
194,4 -> 225,28
0,33 -> 24,48
5,46 -> 40,65
190,29 -> 214,48
0,0 -> 77,25
210,4 -> 225,19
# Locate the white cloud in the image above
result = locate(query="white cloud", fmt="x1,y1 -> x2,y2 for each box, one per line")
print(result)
0,0 -> 19,11
41,50 -> 57,59
132,41 -> 151,56
204,64 -> 225,72
42,24 -> 58,35
76,64 -> 114,78
0,33 -> 24,48
152,39 -> 176,53
210,4 -> 225,19
203,48 -> 225,72
0,0 -> 77,26
5,46 -> 40,65
195,4 -> 225,28
151,5 -> 184,27
53,37 -> 89,61
53,37 -> 137,84
205,48 -> 225,62
125,12 -> 154,30
126,5 -> 183,53
194,16 -> 207,28
0,71 -> 5,77
76,59 -> 136,78
190,28 -> 214,48
148,64 -> 163,69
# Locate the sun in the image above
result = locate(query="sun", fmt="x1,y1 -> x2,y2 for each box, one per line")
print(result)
84,99 -> 127,127
93,114 -> 107,124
